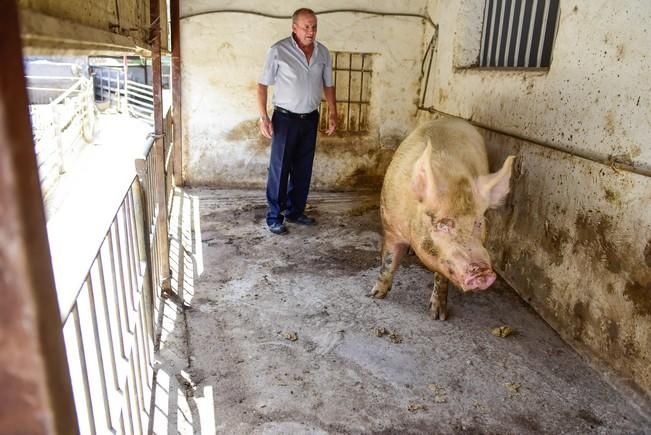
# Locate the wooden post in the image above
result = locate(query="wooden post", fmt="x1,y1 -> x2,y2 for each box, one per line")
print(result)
0,1 -> 78,433
171,0 -> 183,186
150,0 -> 171,291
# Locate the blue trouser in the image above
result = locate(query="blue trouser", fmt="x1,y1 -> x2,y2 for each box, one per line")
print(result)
266,108 -> 319,226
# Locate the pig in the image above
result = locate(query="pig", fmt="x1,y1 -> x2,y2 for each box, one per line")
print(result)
371,117 -> 514,320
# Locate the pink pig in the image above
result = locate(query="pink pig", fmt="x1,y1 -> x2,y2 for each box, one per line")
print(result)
371,118 -> 515,320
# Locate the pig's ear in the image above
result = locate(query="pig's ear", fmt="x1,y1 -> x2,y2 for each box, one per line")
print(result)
477,155 -> 515,208
411,139 -> 435,202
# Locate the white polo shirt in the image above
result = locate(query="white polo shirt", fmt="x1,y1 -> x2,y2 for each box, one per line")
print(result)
259,35 -> 334,114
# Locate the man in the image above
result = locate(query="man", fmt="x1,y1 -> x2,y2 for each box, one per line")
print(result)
257,8 -> 337,235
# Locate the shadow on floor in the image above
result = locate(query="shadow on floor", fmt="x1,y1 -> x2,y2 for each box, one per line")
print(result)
151,187 -> 650,434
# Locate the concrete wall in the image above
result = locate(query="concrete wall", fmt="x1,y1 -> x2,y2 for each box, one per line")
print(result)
422,0 -> 651,395
180,1 -> 433,189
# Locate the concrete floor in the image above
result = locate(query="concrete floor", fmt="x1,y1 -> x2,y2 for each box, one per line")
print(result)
154,188 -> 650,434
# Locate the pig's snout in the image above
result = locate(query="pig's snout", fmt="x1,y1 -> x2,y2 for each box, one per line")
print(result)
463,263 -> 496,291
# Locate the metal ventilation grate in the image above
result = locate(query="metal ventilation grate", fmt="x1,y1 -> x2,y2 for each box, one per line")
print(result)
480,0 -> 560,68
320,51 -> 372,133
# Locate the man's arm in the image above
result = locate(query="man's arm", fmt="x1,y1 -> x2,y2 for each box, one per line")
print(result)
257,84 -> 273,138
324,86 -> 337,135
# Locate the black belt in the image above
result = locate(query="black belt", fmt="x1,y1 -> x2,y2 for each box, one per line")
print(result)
274,106 -> 318,119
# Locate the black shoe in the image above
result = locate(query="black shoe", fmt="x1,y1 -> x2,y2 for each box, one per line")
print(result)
267,222 -> 287,234
286,214 -> 316,225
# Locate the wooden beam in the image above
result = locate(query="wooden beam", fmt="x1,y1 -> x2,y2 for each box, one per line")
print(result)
0,2 -> 78,434
20,9 -> 151,55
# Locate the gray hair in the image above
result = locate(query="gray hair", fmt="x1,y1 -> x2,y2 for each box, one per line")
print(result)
292,8 -> 316,23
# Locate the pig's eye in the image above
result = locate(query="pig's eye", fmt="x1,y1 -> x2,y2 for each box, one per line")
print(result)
434,218 -> 455,233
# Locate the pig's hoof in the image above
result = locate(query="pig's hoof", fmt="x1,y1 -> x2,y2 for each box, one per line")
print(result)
429,303 -> 448,321
370,283 -> 390,299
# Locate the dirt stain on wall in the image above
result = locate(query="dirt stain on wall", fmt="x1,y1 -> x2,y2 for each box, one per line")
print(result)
225,119 -> 270,156
573,212 -> 622,274
541,223 -> 570,266
623,280 -> 651,317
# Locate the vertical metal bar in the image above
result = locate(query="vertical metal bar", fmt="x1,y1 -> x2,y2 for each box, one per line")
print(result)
96,250 -> 121,393
107,224 -> 127,358
114,209 -> 134,333
85,273 -> 113,431
130,357 -> 144,434
333,51 -> 337,126
124,379 -> 135,435
487,0 -> 498,65
495,0 -> 506,66
139,294 -> 152,383
503,0 -> 516,66
514,0 -> 527,66
134,317 -> 147,413
540,0 -> 560,67
127,189 -> 141,278
122,204 -> 138,314
171,0 -> 183,186
358,55 -> 364,132
536,0 -> 551,67
480,0 -> 491,65
346,53 -> 352,131
73,305 -> 97,435
132,178 -> 155,342
524,0 -> 539,67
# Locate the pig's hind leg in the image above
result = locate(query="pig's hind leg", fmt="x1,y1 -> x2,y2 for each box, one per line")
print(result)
429,273 -> 449,320
370,239 -> 408,299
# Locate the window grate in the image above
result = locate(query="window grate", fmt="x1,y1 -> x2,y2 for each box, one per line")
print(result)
480,0 -> 560,68
320,51 -> 372,133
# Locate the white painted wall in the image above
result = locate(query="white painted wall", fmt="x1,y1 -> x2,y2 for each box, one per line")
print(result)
422,0 -> 651,395
180,1 -> 432,188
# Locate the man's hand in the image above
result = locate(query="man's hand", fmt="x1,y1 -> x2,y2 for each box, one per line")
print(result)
259,116 -> 273,138
325,112 -> 337,136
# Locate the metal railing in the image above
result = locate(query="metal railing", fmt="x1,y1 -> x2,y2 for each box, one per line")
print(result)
60,105 -> 174,433
61,178 -> 153,434
29,77 -> 95,199
92,67 -> 154,124
126,80 -> 154,123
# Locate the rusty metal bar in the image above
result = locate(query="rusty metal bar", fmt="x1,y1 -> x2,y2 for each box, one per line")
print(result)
171,0 -> 183,186
358,55 -> 364,132
347,52 -> 352,131
149,1 -> 171,290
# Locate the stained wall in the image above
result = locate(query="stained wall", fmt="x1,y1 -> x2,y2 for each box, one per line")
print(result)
422,0 -> 651,396
180,1 -> 432,189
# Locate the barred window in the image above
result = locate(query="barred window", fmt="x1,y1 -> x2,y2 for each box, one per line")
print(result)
480,0 -> 560,68
320,51 -> 372,133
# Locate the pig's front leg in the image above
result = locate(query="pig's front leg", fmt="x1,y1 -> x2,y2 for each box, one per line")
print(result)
371,240 -> 408,299
429,273 -> 449,320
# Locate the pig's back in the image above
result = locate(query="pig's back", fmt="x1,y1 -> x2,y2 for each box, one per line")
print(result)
380,118 -> 489,231
385,118 -> 488,186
